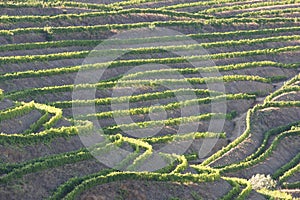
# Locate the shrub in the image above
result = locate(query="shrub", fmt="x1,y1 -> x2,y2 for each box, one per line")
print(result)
249,174 -> 277,190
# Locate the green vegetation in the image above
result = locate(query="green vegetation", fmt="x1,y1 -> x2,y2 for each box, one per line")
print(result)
6,74 -> 271,101
80,94 -> 254,120
0,44 -> 299,65
200,1 -> 300,14
102,112 -> 234,135
273,153 -> 300,180
0,0 -> 299,199
0,101 -> 35,121
220,177 -> 252,200
258,188 -> 293,200
278,162 -> 300,184
1,18 -> 299,37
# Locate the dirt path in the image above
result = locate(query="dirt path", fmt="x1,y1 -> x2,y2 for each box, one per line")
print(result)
229,112 -> 248,141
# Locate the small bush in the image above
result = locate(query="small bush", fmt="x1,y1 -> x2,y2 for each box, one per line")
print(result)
249,174 -> 277,190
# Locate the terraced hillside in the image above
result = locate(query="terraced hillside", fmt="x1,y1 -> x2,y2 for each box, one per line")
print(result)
0,0 -> 300,199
